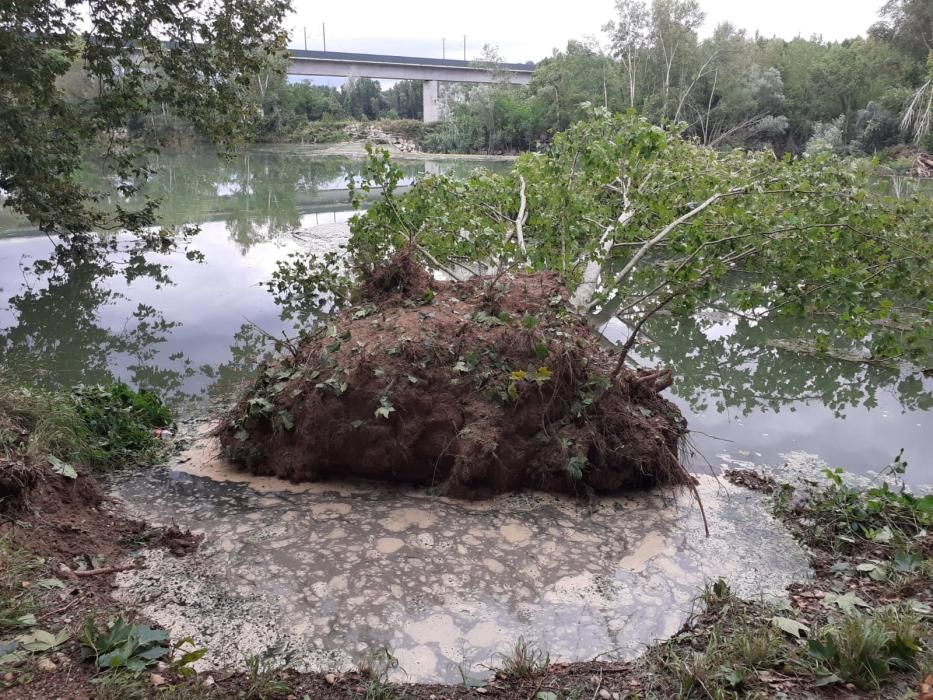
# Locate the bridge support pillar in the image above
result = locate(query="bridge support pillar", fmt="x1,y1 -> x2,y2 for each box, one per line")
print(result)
422,79 -> 440,122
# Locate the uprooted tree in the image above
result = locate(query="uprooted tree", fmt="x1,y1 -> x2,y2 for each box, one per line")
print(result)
223,110 -> 931,497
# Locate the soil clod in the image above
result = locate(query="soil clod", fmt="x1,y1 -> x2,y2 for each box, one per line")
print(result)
219,266 -> 691,497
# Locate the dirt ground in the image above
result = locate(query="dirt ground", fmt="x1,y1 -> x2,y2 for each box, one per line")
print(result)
2,458 -> 930,698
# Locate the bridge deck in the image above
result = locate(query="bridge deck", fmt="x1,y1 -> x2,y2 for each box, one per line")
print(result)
289,49 -> 535,74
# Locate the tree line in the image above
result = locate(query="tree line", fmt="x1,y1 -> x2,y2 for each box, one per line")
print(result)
257,76 -> 425,139
257,0 -> 933,157
435,0 -> 932,154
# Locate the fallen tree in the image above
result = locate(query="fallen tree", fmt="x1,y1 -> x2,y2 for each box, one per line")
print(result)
220,258 -> 693,498
245,111 -> 930,496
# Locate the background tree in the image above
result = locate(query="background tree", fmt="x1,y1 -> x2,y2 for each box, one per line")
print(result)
0,0 -> 288,246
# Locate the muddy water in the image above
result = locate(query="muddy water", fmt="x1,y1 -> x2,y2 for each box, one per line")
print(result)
110,434 -> 809,683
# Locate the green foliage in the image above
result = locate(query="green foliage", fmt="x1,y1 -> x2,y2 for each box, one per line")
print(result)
70,383 -> 172,469
807,609 -> 923,689
80,618 -> 171,672
241,652 -> 292,699
298,114 -> 931,367
0,380 -> 172,472
0,383 -> 90,466
780,452 -> 933,555
0,0 -> 289,243
494,637 -> 550,679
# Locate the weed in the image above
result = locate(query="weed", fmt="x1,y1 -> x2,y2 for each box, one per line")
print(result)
777,456 -> 933,557
363,678 -> 404,700
0,537 -> 39,631
70,382 -> 172,469
91,670 -> 150,700
807,608 -> 923,689
698,578 -> 735,610
0,380 -> 172,473
0,383 -> 89,465
241,652 -> 291,699
80,618 -> 171,672
494,637 -> 550,680
724,626 -> 781,669
358,646 -> 404,699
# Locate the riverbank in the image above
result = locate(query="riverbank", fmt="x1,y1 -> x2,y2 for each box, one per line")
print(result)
2,383 -> 930,698
256,119 -> 519,161
252,140 -> 517,162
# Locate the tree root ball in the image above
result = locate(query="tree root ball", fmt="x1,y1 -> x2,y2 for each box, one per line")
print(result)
218,266 -> 691,498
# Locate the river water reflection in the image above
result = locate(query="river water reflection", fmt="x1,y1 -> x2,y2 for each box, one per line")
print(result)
0,149 -> 929,483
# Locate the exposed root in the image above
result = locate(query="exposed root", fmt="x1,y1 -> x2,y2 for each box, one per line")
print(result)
219,267 -> 693,499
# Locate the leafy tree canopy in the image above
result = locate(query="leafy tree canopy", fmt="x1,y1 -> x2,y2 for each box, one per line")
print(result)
0,0 -> 289,245
277,112 -> 932,369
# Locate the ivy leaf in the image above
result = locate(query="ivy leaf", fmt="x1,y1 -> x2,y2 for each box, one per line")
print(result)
279,411 -> 295,431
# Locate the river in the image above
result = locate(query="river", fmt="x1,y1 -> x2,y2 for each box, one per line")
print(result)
1,148 -> 928,484
2,147 -> 929,682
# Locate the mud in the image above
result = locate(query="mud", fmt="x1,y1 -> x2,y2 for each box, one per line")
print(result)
109,436 -> 811,683
218,266 -> 691,497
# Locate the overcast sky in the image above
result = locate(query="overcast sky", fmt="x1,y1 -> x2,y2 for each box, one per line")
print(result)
285,0 -> 885,62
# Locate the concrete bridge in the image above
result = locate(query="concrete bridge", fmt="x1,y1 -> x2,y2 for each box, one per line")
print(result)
288,50 -> 535,122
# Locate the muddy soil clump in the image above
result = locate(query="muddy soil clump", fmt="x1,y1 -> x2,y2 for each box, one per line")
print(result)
219,260 -> 690,497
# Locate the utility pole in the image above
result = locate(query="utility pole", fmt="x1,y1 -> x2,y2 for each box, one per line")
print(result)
322,23 -> 327,51
442,37 -> 446,59
463,35 -> 466,61
303,26 -> 307,50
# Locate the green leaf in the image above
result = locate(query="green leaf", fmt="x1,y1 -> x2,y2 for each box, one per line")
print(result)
822,592 -> 870,614
279,411 -> 295,431
915,495 -> 933,516
16,628 -> 71,652
36,578 -> 65,589
770,616 -> 809,638
133,626 -> 169,646
48,455 -> 77,479
893,552 -> 922,572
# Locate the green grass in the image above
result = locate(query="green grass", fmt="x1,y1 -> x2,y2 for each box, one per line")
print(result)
0,383 -> 91,465
240,652 -> 292,699
0,537 -> 40,632
807,606 -> 925,689
0,380 -> 172,474
494,637 -> 551,680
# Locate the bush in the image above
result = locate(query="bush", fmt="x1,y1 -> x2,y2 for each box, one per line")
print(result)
70,382 -> 172,469
0,379 -> 172,473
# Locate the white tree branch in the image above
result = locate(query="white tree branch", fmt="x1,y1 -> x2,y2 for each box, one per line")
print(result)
607,186 -> 747,295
